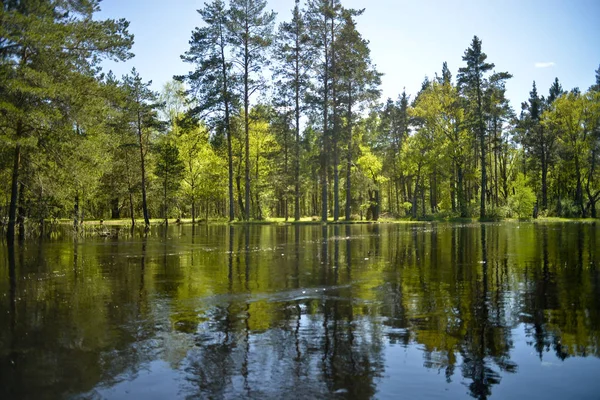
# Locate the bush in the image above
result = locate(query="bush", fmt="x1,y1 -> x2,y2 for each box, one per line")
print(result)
487,205 -> 511,220
508,173 -> 536,219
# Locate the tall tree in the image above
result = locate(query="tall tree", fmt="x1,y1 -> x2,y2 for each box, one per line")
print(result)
519,81 -> 554,210
228,0 -> 276,220
306,0 -> 343,222
336,9 -> 381,220
179,0 -> 239,221
122,68 -> 161,228
273,0 -> 312,221
485,71 -> 512,208
457,36 -> 494,219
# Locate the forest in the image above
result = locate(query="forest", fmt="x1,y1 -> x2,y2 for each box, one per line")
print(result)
1,0 -> 600,240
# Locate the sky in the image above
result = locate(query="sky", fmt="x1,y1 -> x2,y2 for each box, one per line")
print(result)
97,0 -> 600,109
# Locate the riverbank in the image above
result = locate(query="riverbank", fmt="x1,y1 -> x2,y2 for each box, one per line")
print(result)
49,216 -> 599,228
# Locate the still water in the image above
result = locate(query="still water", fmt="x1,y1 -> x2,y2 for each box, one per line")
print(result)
1,222 -> 599,399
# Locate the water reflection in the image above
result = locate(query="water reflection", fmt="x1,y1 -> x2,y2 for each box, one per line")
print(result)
0,222 -> 599,399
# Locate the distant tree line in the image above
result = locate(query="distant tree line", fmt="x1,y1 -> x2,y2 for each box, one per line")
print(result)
1,0 -> 599,240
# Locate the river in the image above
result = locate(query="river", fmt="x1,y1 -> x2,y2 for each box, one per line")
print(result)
1,222 -> 599,399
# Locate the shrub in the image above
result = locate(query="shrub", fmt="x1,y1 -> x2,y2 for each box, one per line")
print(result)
508,173 -> 536,219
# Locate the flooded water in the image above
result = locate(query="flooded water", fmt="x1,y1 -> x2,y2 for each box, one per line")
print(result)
1,222 -> 600,399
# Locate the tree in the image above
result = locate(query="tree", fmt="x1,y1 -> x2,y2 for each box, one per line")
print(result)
272,0 -> 312,221
122,68 -> 161,228
518,81 -> 554,211
509,173 -> 536,219
228,0 -> 276,220
411,75 -> 470,216
485,71 -> 513,209
457,36 -> 494,219
589,64 -> 600,92
543,92 -> 589,216
305,0 -> 343,222
336,10 -> 381,220
179,0 -> 240,222
0,0 -> 133,240
159,80 -> 186,136
154,139 -> 185,225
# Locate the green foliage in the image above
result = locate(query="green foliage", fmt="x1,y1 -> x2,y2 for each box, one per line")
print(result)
1,3 -> 599,228
508,174 -> 536,219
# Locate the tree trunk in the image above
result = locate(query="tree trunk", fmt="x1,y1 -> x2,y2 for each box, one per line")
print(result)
331,0 -> 339,222
137,111 -> 150,227
163,174 -> 168,226
236,175 -> 245,219
458,163 -> 467,217
191,194 -> 196,224
477,76 -> 486,219
450,161 -> 456,212
320,8 -> 330,223
74,193 -> 80,231
575,155 -> 584,217
129,191 -> 135,227
294,13 -> 301,222
219,22 -> 235,222
345,87 -> 353,221
412,170 -> 421,219
244,30 -> 251,221
255,141 -> 261,220
17,182 -> 25,238
7,140 -> 21,242
111,197 -> 120,219
494,119 -> 499,208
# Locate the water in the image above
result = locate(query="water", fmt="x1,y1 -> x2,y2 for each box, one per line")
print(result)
1,222 -> 599,399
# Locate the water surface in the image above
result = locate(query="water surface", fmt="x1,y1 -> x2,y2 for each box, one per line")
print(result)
1,222 -> 599,399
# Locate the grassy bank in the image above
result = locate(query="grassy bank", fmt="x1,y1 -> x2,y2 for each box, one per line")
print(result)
49,215 -> 599,228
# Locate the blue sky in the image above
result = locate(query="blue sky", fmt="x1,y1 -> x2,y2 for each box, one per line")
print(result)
98,0 -> 600,108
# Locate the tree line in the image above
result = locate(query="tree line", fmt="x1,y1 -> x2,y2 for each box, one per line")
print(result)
1,0 -> 599,240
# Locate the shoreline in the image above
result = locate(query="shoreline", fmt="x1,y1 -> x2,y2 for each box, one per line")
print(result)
44,216 -> 600,228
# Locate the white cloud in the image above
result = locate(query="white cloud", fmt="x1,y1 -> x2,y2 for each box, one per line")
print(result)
535,62 -> 556,68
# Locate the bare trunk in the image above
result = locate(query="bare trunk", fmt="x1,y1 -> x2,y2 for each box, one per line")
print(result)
331,5 -> 339,222
74,193 -> 80,231
7,142 -> 21,242
137,110 -> 150,227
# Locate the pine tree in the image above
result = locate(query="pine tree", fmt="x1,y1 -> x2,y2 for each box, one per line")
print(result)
305,0 -> 343,222
548,77 -> 565,103
272,0 -> 313,221
229,0 -> 276,220
519,81 -> 554,210
122,68 -> 161,228
179,0 -> 240,222
336,10 -> 381,220
457,36 -> 494,219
